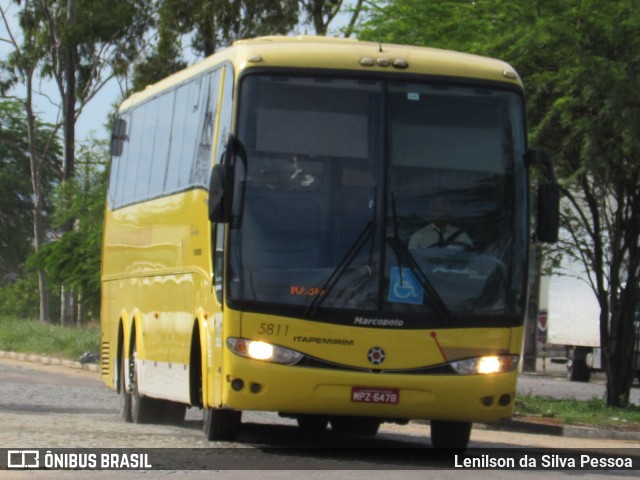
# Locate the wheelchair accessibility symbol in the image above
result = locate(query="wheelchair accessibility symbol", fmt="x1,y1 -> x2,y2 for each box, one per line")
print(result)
388,267 -> 423,305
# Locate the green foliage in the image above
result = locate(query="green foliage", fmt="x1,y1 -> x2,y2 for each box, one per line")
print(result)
516,394 -> 640,428
0,99 -> 60,281
300,0 -> 353,35
504,1 -> 640,408
0,101 -> 33,277
8,0 -> 154,98
132,0 -> 300,90
0,316 -> 99,360
131,0 -> 367,90
358,0 -> 497,53
0,274 -> 40,319
27,138 -> 109,320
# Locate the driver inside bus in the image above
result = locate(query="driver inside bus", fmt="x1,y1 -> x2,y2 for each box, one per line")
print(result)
408,197 -> 474,250
260,154 -> 315,189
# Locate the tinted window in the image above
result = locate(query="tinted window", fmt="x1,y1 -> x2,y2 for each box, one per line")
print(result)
108,68 -> 223,209
147,92 -> 173,198
228,74 -> 528,326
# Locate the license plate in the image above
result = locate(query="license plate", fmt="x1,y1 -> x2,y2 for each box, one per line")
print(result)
351,387 -> 399,404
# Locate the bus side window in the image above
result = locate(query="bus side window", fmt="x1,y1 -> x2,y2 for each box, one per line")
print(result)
147,93 -> 173,199
191,70 -> 221,186
108,116 -> 130,207
214,66 -> 234,166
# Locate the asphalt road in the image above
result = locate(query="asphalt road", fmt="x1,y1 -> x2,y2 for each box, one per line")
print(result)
517,360 -> 640,405
0,357 -> 638,478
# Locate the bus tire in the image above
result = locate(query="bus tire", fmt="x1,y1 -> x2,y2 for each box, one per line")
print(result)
203,407 -> 242,441
160,401 -> 187,424
118,345 -> 132,422
430,420 -> 471,450
330,416 -> 380,436
130,341 -> 162,424
296,415 -> 329,432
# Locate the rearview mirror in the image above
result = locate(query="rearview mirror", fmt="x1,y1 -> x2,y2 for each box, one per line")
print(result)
528,149 -> 559,243
208,164 -> 229,223
209,135 -> 247,223
537,182 -> 559,243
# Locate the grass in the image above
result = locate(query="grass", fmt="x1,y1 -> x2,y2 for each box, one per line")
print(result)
0,316 -> 100,361
515,394 -> 640,430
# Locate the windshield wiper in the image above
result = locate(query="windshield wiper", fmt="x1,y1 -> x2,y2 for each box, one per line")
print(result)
303,220 -> 375,317
388,193 -> 452,324
304,186 -> 378,317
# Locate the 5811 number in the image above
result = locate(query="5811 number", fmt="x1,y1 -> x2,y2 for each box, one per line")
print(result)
257,323 -> 289,336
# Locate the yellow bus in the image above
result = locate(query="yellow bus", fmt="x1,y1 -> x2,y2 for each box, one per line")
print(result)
101,36 -> 558,449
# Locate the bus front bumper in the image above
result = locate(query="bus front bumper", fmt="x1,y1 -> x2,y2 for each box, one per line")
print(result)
217,356 -> 518,424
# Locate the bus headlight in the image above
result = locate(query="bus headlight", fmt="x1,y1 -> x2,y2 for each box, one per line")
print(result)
450,355 -> 519,375
227,338 -> 303,365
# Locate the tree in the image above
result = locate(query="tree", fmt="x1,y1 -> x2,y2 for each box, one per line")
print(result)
0,105 -> 57,324
1,1 -> 61,323
517,2 -> 640,408
300,0 -> 365,36
131,0 -> 300,90
130,2 -> 187,92
356,0 -> 498,52
0,101 -> 45,280
0,101 -> 33,278
131,0 -> 366,91
357,0 -> 640,407
3,0 -> 153,323
20,0 -> 153,181
28,137 -> 108,322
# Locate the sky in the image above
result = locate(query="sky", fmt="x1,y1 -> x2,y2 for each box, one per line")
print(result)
0,2 -> 356,143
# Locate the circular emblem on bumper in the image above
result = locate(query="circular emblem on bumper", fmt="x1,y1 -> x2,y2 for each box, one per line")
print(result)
367,346 -> 386,365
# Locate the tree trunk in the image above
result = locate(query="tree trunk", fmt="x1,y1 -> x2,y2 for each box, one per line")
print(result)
200,2 -> 216,56
60,285 -> 75,326
76,291 -> 86,326
62,0 -> 76,180
59,0 -> 77,325
36,271 -> 50,324
604,293 -> 636,407
312,1 -> 327,36
343,0 -> 364,38
25,71 -> 51,323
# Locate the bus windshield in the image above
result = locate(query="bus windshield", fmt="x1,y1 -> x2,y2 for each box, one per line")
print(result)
230,74 -> 528,327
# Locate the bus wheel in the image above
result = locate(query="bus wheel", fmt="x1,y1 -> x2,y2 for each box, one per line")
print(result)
330,416 -> 380,436
203,407 -> 242,441
130,342 -> 162,424
160,401 -> 187,424
296,415 -> 329,432
119,347 -> 132,422
430,420 -> 471,450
